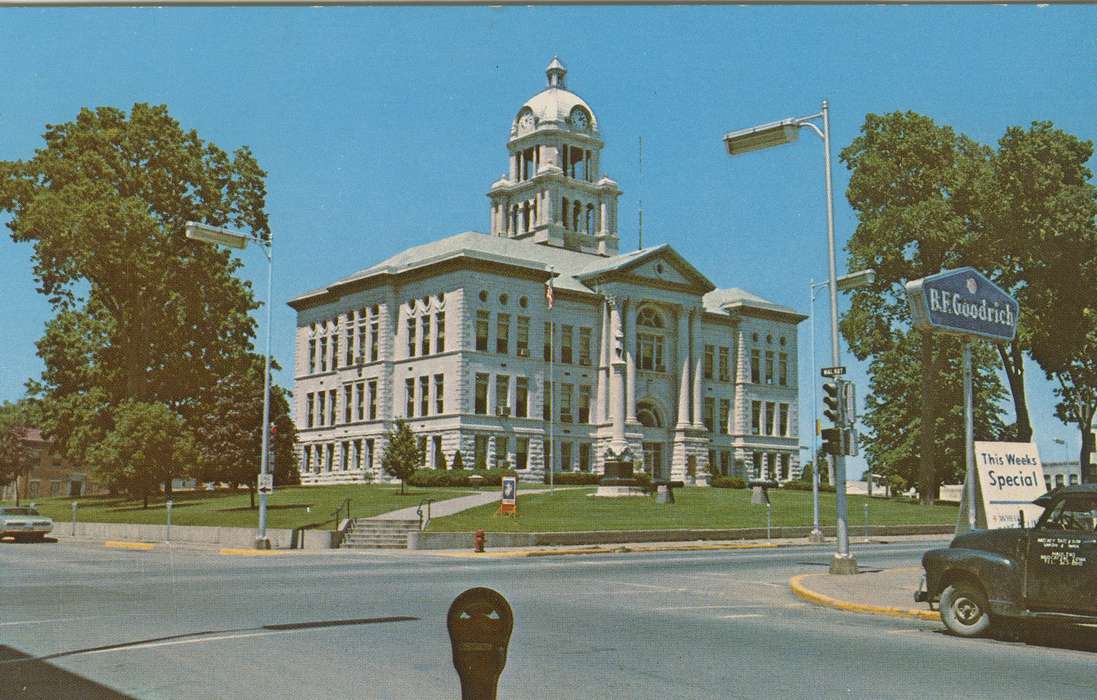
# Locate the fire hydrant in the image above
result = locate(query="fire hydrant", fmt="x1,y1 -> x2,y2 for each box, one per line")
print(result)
474,529 -> 486,553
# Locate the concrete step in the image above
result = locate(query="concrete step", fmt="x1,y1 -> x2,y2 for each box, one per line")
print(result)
340,517 -> 422,549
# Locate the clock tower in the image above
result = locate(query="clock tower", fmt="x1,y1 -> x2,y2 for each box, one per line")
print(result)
488,57 -> 621,256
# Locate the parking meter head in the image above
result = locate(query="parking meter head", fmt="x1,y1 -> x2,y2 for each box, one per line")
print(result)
447,587 -> 514,699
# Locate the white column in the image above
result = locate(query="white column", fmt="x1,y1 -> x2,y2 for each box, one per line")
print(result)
625,298 -> 637,423
609,298 -> 626,450
597,297 -> 609,424
599,200 -> 608,235
692,307 -> 703,430
676,305 -> 690,429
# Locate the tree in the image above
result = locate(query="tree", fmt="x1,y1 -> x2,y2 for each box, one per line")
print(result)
191,355 -> 299,508
382,421 -> 419,495
451,450 -> 464,470
0,402 -> 39,505
84,401 -> 197,508
0,103 -> 270,480
436,450 -> 448,471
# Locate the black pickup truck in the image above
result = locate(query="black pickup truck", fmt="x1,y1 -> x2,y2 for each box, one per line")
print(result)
917,484 -> 1097,637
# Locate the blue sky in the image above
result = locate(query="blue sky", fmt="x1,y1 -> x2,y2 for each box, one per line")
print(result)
1,6 -> 1095,473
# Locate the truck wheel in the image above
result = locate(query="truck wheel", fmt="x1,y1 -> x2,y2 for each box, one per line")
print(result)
940,581 -> 991,637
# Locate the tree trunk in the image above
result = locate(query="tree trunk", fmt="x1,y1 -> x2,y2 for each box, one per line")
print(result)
143,491 -> 149,509
400,479 -> 405,496
164,479 -> 173,497
919,332 -> 937,505
249,485 -> 255,509
997,340 -> 1032,441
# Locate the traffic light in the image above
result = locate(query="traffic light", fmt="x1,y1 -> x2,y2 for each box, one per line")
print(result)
822,381 -> 843,425
821,427 -> 843,456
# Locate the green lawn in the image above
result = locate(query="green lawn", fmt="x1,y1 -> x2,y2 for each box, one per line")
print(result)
7,484 -> 480,530
427,487 -> 959,532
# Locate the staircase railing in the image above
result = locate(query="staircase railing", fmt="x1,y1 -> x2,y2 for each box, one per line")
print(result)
417,499 -> 434,530
291,498 -> 353,549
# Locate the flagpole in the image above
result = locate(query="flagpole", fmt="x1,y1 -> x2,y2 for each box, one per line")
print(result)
547,266 -> 555,495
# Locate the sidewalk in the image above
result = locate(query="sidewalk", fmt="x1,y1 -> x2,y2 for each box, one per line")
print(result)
790,565 -> 941,621
368,491 -> 502,520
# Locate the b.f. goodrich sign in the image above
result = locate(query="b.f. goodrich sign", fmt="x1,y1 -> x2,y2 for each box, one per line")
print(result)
906,267 -> 1019,343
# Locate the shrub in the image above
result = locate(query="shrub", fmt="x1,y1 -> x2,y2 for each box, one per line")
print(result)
451,451 -> 464,470
781,480 -> 835,493
710,476 -> 747,489
407,468 -> 517,488
543,471 -> 602,485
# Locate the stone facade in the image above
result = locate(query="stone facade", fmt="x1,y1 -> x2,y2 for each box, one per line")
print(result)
288,58 -> 805,486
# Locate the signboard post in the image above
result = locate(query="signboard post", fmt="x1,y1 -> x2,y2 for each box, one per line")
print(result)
498,476 -> 517,517
957,441 -> 1046,532
906,267 -> 1019,532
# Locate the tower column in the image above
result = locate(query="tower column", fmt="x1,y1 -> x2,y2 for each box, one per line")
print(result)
597,297 -> 609,424
599,200 -> 608,235
625,298 -> 637,423
608,298 -> 627,451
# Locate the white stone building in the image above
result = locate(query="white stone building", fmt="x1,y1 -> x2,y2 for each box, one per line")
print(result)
288,58 -> 805,485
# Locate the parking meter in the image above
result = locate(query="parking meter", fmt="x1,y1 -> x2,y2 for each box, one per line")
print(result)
447,587 -> 513,700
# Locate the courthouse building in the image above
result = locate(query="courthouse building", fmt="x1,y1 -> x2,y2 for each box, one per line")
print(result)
288,58 -> 805,485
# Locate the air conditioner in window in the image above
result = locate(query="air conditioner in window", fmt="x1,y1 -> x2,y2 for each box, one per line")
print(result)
496,406 -> 511,417
517,348 -> 529,358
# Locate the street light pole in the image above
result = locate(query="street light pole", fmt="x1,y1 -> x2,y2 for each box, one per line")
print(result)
185,221 -> 274,550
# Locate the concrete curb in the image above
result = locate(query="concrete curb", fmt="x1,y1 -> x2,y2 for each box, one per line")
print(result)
419,541 -> 784,558
789,571 -> 941,622
104,540 -> 155,551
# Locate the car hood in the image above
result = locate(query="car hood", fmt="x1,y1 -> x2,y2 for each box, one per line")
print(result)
951,528 -> 1025,557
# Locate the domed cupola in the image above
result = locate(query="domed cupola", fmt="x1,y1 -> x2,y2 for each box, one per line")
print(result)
489,57 -> 621,257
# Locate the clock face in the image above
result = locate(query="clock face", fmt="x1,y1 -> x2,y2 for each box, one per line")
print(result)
570,109 -> 589,130
518,111 -> 535,132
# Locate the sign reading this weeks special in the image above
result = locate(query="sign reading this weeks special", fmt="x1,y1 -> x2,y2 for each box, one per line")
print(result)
959,442 -> 1046,530
905,267 -> 1019,343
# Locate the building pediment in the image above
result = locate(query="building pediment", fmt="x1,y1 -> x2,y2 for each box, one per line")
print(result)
575,244 -> 715,294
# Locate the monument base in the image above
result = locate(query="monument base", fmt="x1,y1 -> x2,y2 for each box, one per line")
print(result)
595,458 -> 647,498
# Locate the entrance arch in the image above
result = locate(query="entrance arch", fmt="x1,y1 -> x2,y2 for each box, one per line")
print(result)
636,399 -> 669,479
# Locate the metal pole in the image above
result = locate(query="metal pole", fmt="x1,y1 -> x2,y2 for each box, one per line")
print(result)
822,99 -> 856,575
71,501 -> 77,537
549,317 -> 555,495
863,502 -> 869,540
809,281 -> 823,543
257,241 -> 273,549
964,341 -> 976,531
766,502 -> 772,541
166,499 -> 173,543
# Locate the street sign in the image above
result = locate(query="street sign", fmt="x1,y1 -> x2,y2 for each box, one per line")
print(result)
905,267 -> 1018,342
820,366 -> 846,378
257,473 -> 274,495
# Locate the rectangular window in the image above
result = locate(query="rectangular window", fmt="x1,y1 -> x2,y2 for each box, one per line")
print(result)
476,311 -> 490,352
357,320 -> 367,365
560,383 -> 573,423
578,327 -> 592,366
495,375 -> 510,415
432,435 -> 442,469
768,452 -> 777,480
367,379 -> 377,420
543,380 -> 553,421
516,316 -> 530,357
435,312 -> 445,353
704,344 -> 714,379
779,403 -> 789,437
332,331 -> 340,369
345,324 -> 355,367
328,390 -> 337,426
50,480 -> 61,496
303,445 -> 312,472
765,351 -> 775,385
765,401 -> 776,436
421,315 -> 431,356
317,392 -> 326,426
420,376 -> 430,417
356,382 -> 365,421
702,397 -> 715,432
578,385 -> 591,424
344,385 -> 352,424
307,338 -> 316,374
475,373 -> 489,415
719,399 -> 730,435
719,347 -> 730,382
780,453 -> 790,481
543,438 -> 552,473
306,392 -> 314,428
750,348 -> 760,383
341,441 -> 350,472
407,317 -> 416,357
721,451 -> 731,476
354,439 -> 362,470
406,378 -> 416,417
326,443 -> 334,472
434,374 -> 444,415
496,313 -> 510,354
495,436 -> 509,468
751,401 -> 761,435
579,443 -> 592,472
560,325 -> 573,364
752,451 -> 762,479
779,352 -> 788,386
319,336 -> 328,372
417,436 -> 427,467
366,438 -> 375,469
475,434 -> 489,469
369,309 -> 379,362
638,334 -> 665,371
516,437 -> 529,470
560,441 -> 573,472
543,321 -> 553,361
515,377 -> 528,418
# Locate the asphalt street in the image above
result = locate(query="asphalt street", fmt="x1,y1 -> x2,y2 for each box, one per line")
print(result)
2,539 -> 1095,699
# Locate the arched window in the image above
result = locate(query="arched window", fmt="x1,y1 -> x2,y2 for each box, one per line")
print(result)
562,197 -> 570,229
636,306 -> 666,371
585,204 -> 595,234
636,400 -> 663,428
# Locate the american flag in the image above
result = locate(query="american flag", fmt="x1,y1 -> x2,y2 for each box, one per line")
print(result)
545,275 -> 554,310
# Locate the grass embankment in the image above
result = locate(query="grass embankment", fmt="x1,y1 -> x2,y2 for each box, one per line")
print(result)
427,487 -> 959,532
8,484 -> 479,530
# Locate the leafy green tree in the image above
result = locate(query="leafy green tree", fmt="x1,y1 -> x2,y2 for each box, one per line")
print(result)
85,401 -> 197,507
382,421 -> 419,495
0,402 -> 39,505
0,103 -> 270,478
451,450 -> 464,470
436,450 -> 448,471
191,356 -> 299,507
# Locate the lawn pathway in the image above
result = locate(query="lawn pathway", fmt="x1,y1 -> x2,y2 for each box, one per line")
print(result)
368,491 -> 502,521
